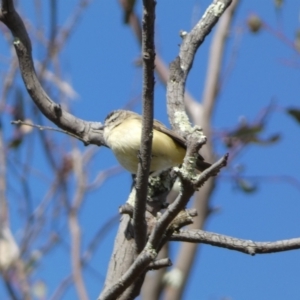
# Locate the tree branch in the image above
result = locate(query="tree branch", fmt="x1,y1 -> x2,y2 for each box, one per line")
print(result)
166,2 -> 240,299
167,0 -> 232,135
118,0 -> 199,111
0,0 -> 105,146
148,258 -> 172,270
148,155 -> 227,252
171,229 -> 300,255
68,149 -> 88,300
98,246 -> 156,300
202,0 -> 240,120
134,0 -> 156,254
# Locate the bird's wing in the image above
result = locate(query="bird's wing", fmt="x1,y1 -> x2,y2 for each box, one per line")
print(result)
153,119 -> 187,148
153,119 -> 207,164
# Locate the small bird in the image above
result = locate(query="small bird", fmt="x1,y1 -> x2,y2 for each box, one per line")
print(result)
102,110 -> 211,175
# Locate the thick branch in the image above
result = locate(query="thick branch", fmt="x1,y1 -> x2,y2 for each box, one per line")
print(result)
98,247 -> 156,300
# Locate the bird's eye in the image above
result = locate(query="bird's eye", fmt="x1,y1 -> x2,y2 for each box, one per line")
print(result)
105,111 -> 116,122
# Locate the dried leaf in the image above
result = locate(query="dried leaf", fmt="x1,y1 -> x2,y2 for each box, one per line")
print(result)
237,178 -> 257,194
287,108 -> 300,124
251,133 -> 280,145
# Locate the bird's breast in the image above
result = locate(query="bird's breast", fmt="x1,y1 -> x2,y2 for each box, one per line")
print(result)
105,119 -> 186,174
105,119 -> 142,173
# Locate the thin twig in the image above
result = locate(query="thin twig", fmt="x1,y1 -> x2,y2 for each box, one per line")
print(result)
11,120 -> 86,142
68,148 -> 89,300
202,0 -> 240,120
171,229 -> 300,255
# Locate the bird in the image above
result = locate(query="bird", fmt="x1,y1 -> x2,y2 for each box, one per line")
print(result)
102,110 -> 211,175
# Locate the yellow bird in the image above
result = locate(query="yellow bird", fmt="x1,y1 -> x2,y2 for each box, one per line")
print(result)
102,110 -> 211,174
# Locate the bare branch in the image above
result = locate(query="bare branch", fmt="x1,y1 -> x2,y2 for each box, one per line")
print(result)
147,155 -> 227,252
141,244 -> 168,299
11,120 -> 87,142
50,214 -> 120,300
68,149 -> 88,300
166,209 -> 197,232
102,171 -> 177,300
191,154 -> 228,188
167,0 -> 232,135
134,0 -> 156,254
0,0 -> 105,146
49,275 -> 73,300
0,53 -> 18,107
157,5 -> 234,284
0,126 -> 7,223
148,258 -> 172,270
98,246 -> 156,300
118,0 -> 199,112
147,181 -> 196,251
171,229 -> 300,255
39,0 -> 94,78
165,2 -> 238,298
202,0 -> 240,120
101,3 -> 232,298
2,273 -> 19,300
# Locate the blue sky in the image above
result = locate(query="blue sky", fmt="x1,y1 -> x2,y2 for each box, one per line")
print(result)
1,1 -> 300,299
